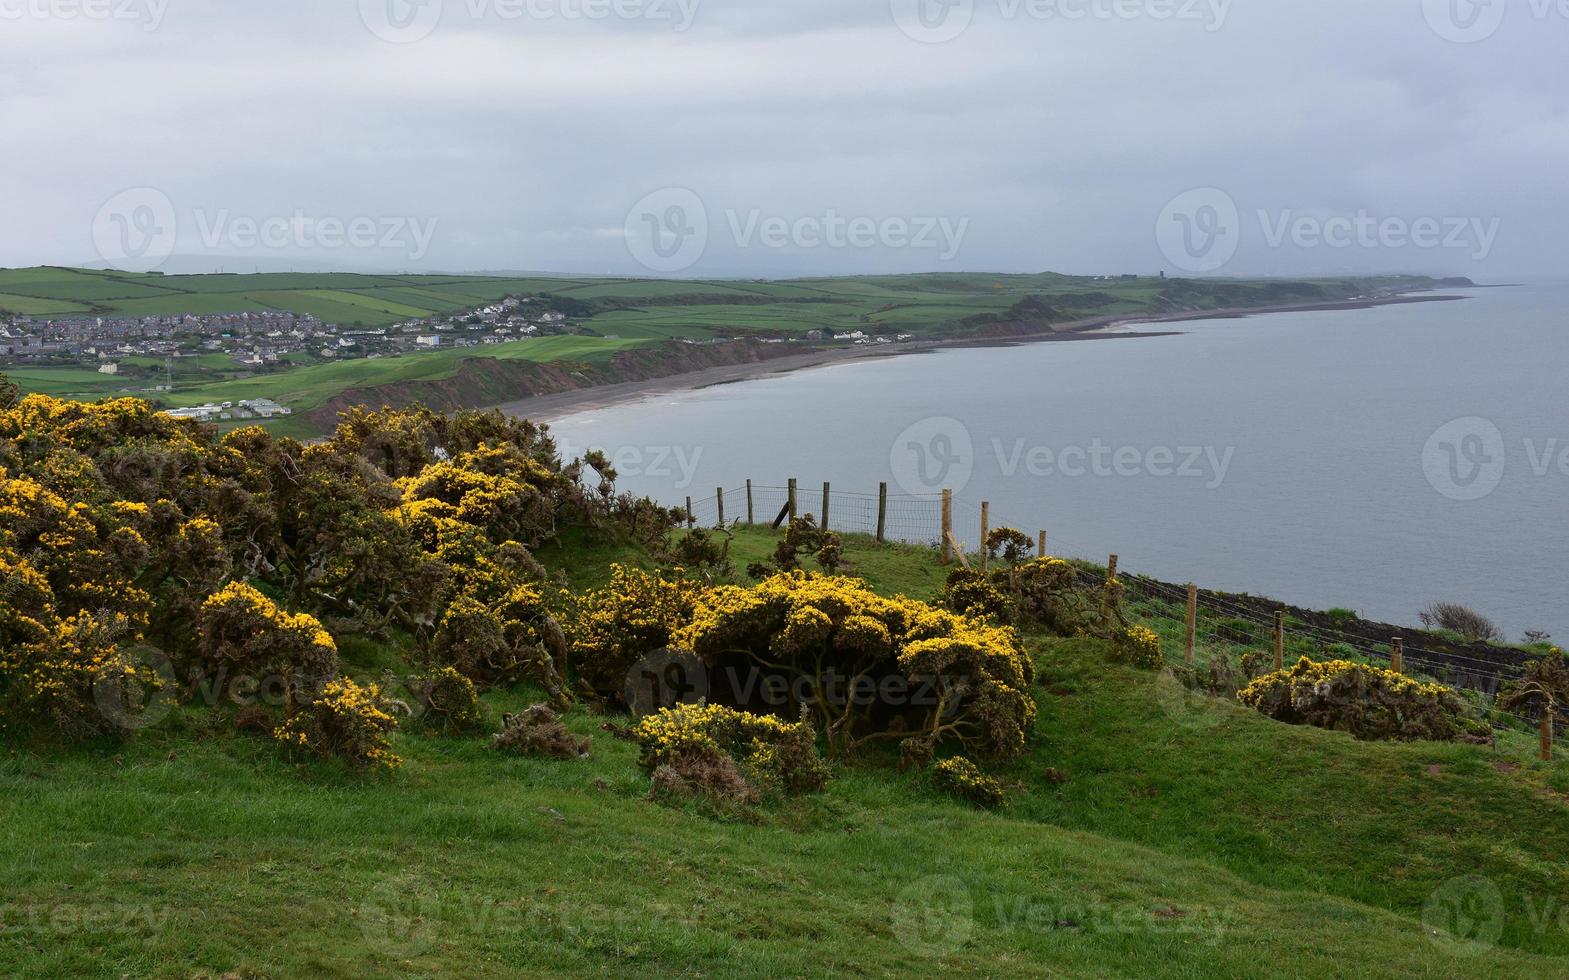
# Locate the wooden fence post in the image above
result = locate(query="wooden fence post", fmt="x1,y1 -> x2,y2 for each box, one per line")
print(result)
1274,611 -> 1285,671
822,482 -> 831,531
1102,554 -> 1119,633
1390,637 -> 1403,674
940,489 -> 953,566
1185,584 -> 1198,667
1038,530 -> 1047,559
979,502 -> 990,574
746,480 -> 754,525
716,488 -> 725,527
876,483 -> 888,544
685,496 -> 695,529
788,479 -> 798,522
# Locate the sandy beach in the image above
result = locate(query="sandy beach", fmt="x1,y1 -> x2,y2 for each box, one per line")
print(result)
506,291 -> 1465,423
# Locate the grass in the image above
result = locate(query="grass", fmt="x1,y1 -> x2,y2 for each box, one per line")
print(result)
5,526 -> 1569,976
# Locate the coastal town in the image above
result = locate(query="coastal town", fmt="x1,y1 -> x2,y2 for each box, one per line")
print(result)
0,296 -> 574,375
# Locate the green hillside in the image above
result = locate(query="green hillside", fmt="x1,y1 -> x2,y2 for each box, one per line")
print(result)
1,267 -> 1458,435
4,526 -> 1567,978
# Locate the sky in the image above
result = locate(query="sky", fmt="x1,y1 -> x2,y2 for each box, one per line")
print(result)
2,0 -> 1565,280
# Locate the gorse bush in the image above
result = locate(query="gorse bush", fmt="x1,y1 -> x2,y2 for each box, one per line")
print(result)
1111,625 -> 1164,670
196,582 -> 339,706
931,756 -> 1006,809
983,527 -> 1035,566
1238,658 -> 1490,743
406,666 -> 485,734
273,677 -> 401,770
568,565 -> 704,708
0,394 -> 675,754
635,702 -> 829,797
938,555 -> 1091,634
671,572 -> 1036,762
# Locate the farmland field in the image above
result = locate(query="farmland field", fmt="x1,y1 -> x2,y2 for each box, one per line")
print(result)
2,266 -> 1457,434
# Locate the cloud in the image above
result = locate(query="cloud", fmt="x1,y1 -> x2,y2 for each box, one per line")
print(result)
1,0 -> 1563,277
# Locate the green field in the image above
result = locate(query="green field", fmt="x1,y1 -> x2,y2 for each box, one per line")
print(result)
4,526 -> 1568,978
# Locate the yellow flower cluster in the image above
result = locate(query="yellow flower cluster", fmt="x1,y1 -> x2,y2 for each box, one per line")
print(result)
1111,625 -> 1164,669
931,755 -> 1006,809
1238,657 -> 1487,743
662,571 -> 1036,761
634,701 -> 828,794
273,677 -> 402,770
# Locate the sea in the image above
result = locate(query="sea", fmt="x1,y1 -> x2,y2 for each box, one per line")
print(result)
549,283 -> 1569,641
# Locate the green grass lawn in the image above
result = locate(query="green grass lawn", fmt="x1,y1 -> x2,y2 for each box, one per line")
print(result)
5,527 -> 1568,977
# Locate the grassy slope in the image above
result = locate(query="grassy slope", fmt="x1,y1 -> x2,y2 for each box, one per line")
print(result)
4,528 -> 1568,977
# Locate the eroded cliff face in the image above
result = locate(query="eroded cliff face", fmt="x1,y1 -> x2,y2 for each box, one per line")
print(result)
304,339 -> 809,430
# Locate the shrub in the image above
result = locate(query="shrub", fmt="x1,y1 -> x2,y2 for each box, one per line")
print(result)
1205,651 -> 1241,697
493,704 -> 590,759
0,611 -> 157,742
1239,650 -> 1273,679
668,527 -> 732,578
0,394 -> 663,759
931,756 -> 1006,809
1238,658 -> 1489,743
763,516 -> 842,575
1500,650 -> 1569,732
427,584 -> 570,701
568,565 -> 704,708
274,678 -> 401,770
634,702 -> 829,795
196,582 -> 339,705
1009,557 -> 1091,633
938,569 -> 1014,623
647,742 -> 760,809
1111,625 -> 1164,669
983,527 -> 1034,566
672,572 -> 1036,762
406,667 -> 484,734
1419,602 -> 1504,643
938,557 -> 1090,634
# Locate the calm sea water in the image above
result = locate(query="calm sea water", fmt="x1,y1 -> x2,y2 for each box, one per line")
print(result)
550,284 -> 1569,640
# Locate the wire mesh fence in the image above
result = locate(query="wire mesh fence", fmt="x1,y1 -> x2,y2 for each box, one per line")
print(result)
670,477 -> 1543,736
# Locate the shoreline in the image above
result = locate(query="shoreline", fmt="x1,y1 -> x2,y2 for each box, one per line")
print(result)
506,291 -> 1466,423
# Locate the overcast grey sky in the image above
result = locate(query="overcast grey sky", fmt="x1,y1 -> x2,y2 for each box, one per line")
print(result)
3,0 -> 1564,279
